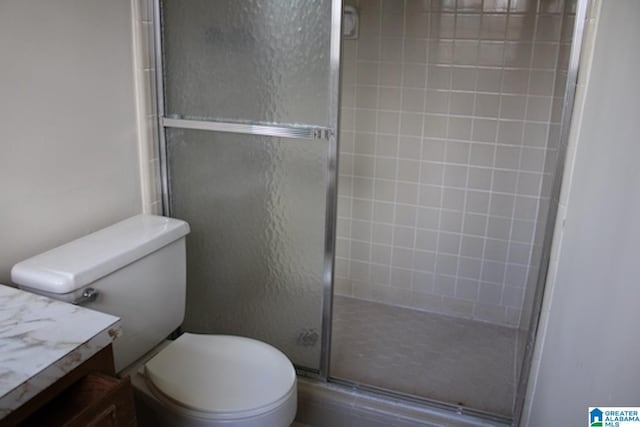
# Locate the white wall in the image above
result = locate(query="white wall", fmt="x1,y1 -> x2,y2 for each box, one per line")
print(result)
524,0 -> 640,424
0,0 -> 144,282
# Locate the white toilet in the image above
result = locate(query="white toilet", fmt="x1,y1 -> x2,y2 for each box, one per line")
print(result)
11,214 -> 297,427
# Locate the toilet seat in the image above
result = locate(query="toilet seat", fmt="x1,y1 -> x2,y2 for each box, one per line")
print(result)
144,333 -> 296,420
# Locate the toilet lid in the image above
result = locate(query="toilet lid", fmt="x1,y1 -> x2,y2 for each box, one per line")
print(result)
144,333 -> 296,414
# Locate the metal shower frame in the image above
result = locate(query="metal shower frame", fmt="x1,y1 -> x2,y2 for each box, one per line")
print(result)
150,0 -> 592,423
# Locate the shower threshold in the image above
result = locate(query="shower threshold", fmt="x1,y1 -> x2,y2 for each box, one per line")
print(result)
296,376 -> 511,427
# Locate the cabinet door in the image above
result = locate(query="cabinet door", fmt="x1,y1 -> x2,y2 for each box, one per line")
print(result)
21,373 -> 136,427
82,405 -> 118,427
66,375 -> 136,427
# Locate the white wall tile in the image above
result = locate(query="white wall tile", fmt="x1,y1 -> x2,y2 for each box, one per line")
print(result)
438,232 -> 461,254
456,15 -> 482,39
453,40 -> 479,65
459,257 -> 483,279
442,188 -> 466,210
414,250 -> 437,272
390,268 -> 413,289
487,217 -> 512,240
481,14 -> 508,39
397,159 -> 421,181
417,207 -> 440,229
401,89 -> 426,111
447,117 -> 473,140
466,191 -> 491,213
337,0 -> 564,327
374,157 -> 397,179
463,213 -> 488,235
444,165 -> 469,187
478,283 -> 502,305
461,236 -> 485,258
373,223 -> 394,244
394,225 -> 416,246
373,201 -> 395,223
440,211 -> 464,232
416,230 -> 439,251
469,143 -> 496,167
403,64 -> 427,88
485,239 -> 508,262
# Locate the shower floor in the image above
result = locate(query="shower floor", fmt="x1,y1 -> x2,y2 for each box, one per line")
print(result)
330,296 -> 518,417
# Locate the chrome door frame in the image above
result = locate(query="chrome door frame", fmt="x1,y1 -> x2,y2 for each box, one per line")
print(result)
512,0 -> 592,424
151,0 -> 342,379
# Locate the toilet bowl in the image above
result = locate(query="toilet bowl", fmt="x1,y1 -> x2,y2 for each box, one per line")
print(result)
11,215 -> 297,427
129,334 -> 297,427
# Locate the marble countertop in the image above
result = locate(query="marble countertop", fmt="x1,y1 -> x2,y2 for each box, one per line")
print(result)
0,284 -> 121,419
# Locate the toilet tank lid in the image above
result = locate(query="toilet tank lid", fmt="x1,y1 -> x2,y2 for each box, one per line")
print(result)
11,215 -> 190,295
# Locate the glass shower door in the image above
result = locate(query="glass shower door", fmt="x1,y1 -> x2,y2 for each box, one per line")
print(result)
158,0 -> 340,373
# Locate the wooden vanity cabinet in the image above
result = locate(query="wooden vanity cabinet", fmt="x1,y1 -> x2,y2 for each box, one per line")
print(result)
2,345 -> 136,427
20,373 -> 136,427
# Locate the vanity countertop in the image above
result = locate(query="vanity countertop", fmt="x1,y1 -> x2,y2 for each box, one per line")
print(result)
0,284 -> 121,420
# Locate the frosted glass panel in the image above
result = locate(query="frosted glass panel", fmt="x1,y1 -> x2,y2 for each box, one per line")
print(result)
163,0 -> 332,127
167,129 -> 327,370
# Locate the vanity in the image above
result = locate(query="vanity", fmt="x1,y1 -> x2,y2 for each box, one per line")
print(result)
0,285 -> 134,426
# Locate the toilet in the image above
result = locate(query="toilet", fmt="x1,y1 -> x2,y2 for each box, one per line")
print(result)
11,214 -> 297,427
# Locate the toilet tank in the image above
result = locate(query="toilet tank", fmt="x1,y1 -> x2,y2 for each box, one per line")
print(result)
11,215 -> 190,372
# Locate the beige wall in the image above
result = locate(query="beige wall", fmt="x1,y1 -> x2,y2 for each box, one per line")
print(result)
524,0 -> 640,424
0,0 -> 144,283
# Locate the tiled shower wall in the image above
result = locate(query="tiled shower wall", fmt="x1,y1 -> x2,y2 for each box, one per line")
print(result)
335,0 -> 574,327
134,0 -> 163,215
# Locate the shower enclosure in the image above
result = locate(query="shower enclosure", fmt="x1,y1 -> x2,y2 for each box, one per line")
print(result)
153,0 -> 587,423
